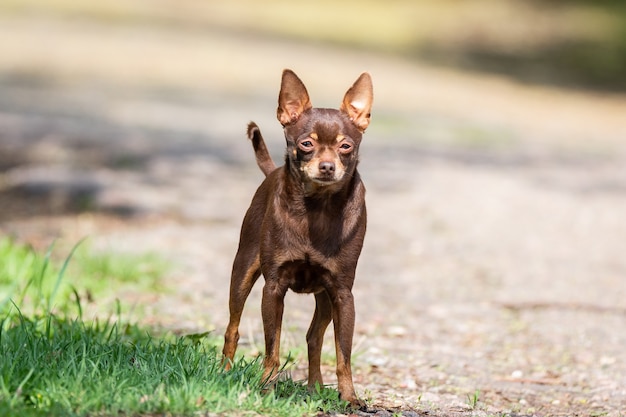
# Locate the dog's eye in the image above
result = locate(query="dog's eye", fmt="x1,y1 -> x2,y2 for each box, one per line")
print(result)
299,140 -> 314,150
340,143 -> 352,150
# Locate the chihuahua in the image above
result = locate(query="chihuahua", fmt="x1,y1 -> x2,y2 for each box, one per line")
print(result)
222,69 -> 373,408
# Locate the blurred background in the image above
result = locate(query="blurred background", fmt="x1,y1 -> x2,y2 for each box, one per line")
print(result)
1,0 -> 625,221
1,0 -> 626,413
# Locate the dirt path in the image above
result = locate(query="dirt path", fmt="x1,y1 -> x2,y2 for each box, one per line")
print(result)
1,16 -> 626,416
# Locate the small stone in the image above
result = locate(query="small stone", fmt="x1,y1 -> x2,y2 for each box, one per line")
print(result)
403,378 -> 418,390
419,392 -> 440,403
600,356 -> 616,366
366,356 -> 388,367
388,326 -> 407,337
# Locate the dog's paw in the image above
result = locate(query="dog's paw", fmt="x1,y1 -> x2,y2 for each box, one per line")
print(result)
347,396 -> 367,411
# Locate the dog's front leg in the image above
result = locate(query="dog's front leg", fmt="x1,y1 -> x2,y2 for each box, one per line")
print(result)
331,287 -> 364,409
306,290 -> 333,391
261,278 -> 287,383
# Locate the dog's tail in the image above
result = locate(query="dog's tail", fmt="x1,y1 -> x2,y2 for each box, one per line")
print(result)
247,122 -> 277,177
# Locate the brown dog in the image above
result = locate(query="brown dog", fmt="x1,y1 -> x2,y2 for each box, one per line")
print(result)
222,69 -> 373,408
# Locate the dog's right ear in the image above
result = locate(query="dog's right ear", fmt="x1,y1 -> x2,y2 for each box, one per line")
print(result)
277,69 -> 312,126
341,72 -> 373,132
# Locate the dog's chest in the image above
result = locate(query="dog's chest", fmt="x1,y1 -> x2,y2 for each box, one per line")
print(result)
295,196 -> 352,250
268,208 -> 345,293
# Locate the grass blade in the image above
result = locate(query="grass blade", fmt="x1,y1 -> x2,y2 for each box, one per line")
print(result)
47,238 -> 87,314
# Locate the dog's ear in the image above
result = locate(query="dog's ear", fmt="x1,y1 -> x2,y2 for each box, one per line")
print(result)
340,72 -> 373,132
277,69 -> 312,126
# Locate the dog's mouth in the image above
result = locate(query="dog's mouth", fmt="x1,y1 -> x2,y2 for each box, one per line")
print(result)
312,175 -> 338,184
310,170 -> 347,185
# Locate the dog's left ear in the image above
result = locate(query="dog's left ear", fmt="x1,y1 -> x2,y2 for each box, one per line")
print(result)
340,72 -> 373,132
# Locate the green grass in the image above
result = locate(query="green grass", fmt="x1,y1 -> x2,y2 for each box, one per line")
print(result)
467,389 -> 480,410
0,239 -> 350,416
0,238 -> 169,318
0,238 -> 77,317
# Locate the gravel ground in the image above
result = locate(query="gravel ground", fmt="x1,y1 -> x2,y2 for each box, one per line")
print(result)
1,16 -> 626,417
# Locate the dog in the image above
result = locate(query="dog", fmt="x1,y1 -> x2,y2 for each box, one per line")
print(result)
222,69 -> 373,408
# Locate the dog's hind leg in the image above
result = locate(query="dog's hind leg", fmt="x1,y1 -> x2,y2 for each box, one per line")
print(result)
222,250 -> 261,369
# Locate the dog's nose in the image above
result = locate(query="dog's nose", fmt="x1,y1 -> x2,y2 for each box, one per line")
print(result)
319,161 -> 335,174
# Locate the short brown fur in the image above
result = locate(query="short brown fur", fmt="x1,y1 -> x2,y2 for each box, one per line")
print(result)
222,69 -> 373,409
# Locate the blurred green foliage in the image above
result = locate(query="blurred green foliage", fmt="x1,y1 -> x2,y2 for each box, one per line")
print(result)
419,0 -> 626,90
1,0 -> 625,90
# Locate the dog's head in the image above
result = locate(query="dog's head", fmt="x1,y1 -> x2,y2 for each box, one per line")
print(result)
277,70 -> 373,191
